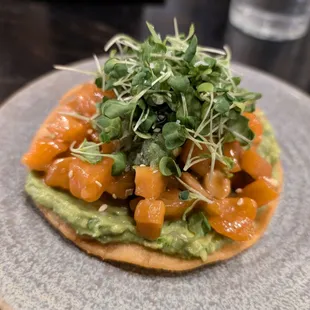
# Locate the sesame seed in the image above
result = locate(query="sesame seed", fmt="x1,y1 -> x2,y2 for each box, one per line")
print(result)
158,115 -> 165,120
153,128 -> 161,133
125,189 -> 134,196
140,164 -> 146,167
48,133 -> 56,139
235,188 -> 242,193
112,194 -> 117,199
99,204 -> 108,212
68,170 -> 73,178
152,170 -> 158,174
263,177 -> 279,187
95,181 -> 102,187
87,129 -> 93,134
237,198 -> 244,206
176,120 -> 180,124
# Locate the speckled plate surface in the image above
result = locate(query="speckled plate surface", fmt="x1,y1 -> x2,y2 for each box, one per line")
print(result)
0,58 -> 309,310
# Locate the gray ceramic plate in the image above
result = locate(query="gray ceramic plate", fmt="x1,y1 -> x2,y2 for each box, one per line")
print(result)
0,58 -> 309,310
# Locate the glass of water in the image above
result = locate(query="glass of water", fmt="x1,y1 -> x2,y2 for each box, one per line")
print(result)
229,0 -> 310,41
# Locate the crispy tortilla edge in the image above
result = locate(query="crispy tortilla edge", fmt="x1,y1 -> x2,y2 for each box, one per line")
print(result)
34,161 -> 282,272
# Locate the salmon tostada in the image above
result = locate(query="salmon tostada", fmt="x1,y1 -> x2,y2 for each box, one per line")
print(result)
23,20 -> 282,271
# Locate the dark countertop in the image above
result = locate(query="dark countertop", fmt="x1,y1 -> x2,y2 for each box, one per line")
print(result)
1,0 -> 310,103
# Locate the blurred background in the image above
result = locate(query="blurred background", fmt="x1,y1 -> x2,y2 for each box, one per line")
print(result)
1,0 -> 310,102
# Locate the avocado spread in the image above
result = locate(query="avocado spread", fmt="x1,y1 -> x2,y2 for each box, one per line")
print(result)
25,115 -> 280,261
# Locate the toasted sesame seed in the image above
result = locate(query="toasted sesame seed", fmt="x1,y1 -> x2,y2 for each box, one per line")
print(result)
235,188 -> 242,193
125,189 -> 134,196
95,181 -> 102,187
99,204 -> 108,212
140,164 -> 146,167
237,198 -> 244,206
263,177 -> 279,187
68,170 -> 73,178
112,194 -> 117,199
47,133 -> 56,139
152,170 -> 158,174
87,129 -> 93,134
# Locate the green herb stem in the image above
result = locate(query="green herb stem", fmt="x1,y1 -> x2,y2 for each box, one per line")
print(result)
176,177 -> 213,204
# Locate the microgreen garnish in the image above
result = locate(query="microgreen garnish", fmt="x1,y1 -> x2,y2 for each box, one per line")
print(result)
56,19 -> 261,178
92,115 -> 122,143
179,190 -> 190,201
70,140 -> 103,164
176,177 -> 213,204
162,122 -> 187,150
70,140 -> 127,175
187,212 -> 212,236
159,156 -> 181,177
182,200 -> 200,221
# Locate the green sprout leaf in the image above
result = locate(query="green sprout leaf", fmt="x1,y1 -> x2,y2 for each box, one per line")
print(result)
214,96 -> 230,114
71,140 -> 102,164
203,57 -> 216,68
70,140 -> 126,175
184,35 -> 198,63
132,69 -> 151,87
244,102 -> 256,112
108,152 -> 127,175
179,190 -> 190,201
197,82 -> 214,93
162,122 -> 187,150
110,63 -> 128,79
95,77 -> 103,88
226,115 -> 254,145
168,76 -> 190,93
234,92 -> 262,102
188,212 -> 211,237
92,115 -> 122,143
232,76 -> 241,86
228,109 -> 239,120
146,21 -> 162,44
139,110 -> 157,132
159,156 -> 181,177
104,58 -> 118,74
102,99 -> 136,118
221,156 -> 235,171
232,102 -> 246,113
186,23 -> 195,41
132,135 -> 171,166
